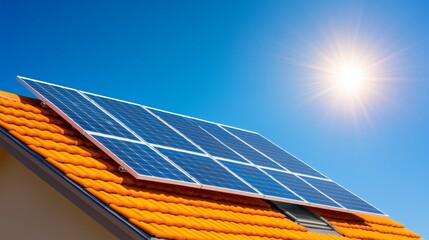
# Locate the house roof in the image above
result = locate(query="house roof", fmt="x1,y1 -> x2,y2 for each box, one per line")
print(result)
0,90 -> 422,240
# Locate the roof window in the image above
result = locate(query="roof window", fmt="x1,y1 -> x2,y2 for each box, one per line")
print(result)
272,202 -> 342,235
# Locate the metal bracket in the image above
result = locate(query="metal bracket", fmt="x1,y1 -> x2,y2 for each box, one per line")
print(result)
118,165 -> 127,172
40,101 -> 48,108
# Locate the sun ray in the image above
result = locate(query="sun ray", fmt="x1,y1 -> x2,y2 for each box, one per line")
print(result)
268,7 -> 414,134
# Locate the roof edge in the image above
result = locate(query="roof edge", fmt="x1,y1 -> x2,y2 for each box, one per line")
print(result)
0,127 -> 152,240
0,90 -> 39,105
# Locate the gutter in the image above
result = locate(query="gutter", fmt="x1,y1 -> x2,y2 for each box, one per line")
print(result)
0,127 -> 153,240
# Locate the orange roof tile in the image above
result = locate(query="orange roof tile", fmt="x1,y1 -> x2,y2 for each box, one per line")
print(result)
0,91 -> 422,240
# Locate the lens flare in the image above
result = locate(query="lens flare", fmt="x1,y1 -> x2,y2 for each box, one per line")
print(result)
273,7 -> 412,130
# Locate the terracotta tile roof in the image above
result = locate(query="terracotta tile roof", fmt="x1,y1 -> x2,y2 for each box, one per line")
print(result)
0,90 -> 422,240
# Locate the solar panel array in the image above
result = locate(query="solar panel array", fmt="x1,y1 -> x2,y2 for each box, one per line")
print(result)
18,76 -> 384,215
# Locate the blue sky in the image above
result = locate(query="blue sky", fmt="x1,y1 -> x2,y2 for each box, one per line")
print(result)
1,0 -> 428,237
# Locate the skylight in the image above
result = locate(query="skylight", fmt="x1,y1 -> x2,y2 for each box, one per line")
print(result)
272,202 -> 342,235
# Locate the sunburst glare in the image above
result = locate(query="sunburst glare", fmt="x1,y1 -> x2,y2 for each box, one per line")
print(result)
307,38 -> 395,128
275,13 -> 411,130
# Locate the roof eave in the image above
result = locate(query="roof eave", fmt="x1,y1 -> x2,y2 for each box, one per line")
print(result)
0,127 -> 152,240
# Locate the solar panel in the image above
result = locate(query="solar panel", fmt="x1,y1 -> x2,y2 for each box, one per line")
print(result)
94,135 -> 195,183
264,169 -> 341,208
149,109 -> 247,163
85,93 -> 202,153
190,119 -> 280,168
18,76 -> 385,216
21,79 -> 138,140
223,126 -> 326,178
301,176 -> 383,214
157,148 -> 257,194
220,161 -> 303,202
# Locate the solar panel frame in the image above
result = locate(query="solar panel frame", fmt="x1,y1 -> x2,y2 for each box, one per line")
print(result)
263,168 -> 343,209
257,133 -> 328,178
17,77 -> 263,197
219,160 -> 306,204
301,176 -> 385,215
83,92 -> 203,154
148,107 -> 248,163
156,148 -> 261,196
18,78 -> 139,140
17,76 -> 387,216
93,135 -> 198,184
190,119 -> 284,168
18,76 -> 202,188
222,125 -> 327,179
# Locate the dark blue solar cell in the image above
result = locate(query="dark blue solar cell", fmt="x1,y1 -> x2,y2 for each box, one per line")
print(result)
264,169 -> 340,207
85,94 -> 202,153
149,109 -> 246,162
223,126 -> 325,178
301,177 -> 384,214
191,119 -> 281,168
157,148 -> 257,193
220,161 -> 303,201
22,79 -> 137,140
93,135 -> 195,183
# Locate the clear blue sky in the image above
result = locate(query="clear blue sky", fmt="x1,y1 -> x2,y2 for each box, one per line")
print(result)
1,0 -> 428,237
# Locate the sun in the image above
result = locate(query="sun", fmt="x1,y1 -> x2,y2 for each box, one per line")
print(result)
333,63 -> 367,96
304,50 -> 381,123
275,9 -> 411,127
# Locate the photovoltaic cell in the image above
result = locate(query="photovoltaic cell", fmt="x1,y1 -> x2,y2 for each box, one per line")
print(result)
301,177 -> 383,214
191,119 -> 281,168
85,93 -> 202,153
157,148 -> 257,193
220,161 -> 303,201
22,80 -> 138,140
224,126 -> 325,178
93,135 -> 195,183
264,169 -> 340,208
150,109 -> 246,162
